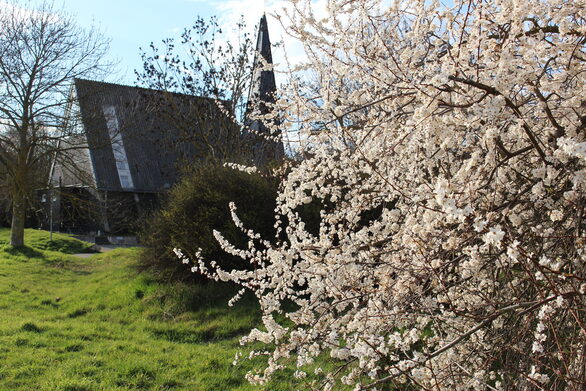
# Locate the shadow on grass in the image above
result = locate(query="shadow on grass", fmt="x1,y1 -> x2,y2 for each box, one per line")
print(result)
165,281 -> 259,312
149,324 -> 250,344
2,245 -> 45,260
20,322 -> 43,333
0,245 -> 93,275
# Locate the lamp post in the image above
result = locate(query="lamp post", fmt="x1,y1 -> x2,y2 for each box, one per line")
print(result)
41,189 -> 57,241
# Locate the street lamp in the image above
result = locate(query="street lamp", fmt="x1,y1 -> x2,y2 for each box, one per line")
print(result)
41,191 -> 57,241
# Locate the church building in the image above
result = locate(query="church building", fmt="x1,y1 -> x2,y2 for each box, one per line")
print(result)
43,15 -> 284,237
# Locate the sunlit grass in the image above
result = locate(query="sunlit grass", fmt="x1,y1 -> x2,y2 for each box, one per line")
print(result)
0,228 -> 312,390
0,228 -> 95,254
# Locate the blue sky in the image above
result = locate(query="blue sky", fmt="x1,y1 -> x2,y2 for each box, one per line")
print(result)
57,0 -> 303,85
59,0 -> 218,84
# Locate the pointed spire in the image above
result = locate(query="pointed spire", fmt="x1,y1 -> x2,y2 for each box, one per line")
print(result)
245,14 -> 284,166
250,13 -> 276,107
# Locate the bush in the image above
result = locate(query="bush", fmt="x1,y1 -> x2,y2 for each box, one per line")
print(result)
139,163 -> 278,283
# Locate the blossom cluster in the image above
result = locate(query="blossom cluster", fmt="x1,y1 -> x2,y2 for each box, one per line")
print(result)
178,0 -> 586,389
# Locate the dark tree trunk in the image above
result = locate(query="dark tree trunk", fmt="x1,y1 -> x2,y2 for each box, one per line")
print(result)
10,199 -> 25,247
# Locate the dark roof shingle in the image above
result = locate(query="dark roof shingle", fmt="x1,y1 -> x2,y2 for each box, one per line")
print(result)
60,78 -> 238,192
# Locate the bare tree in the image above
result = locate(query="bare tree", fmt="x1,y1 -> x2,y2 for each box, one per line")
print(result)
135,15 -> 256,165
136,15 -> 254,122
0,0 -> 110,246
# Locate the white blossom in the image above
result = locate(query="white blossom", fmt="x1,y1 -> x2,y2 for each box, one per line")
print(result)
173,0 -> 586,388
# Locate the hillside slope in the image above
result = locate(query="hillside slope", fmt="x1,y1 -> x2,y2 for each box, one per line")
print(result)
0,229 -> 298,391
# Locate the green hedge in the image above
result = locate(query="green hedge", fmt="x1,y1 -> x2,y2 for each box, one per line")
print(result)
139,163 -> 278,283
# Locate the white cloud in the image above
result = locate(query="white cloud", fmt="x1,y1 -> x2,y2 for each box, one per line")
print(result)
209,0 -> 328,85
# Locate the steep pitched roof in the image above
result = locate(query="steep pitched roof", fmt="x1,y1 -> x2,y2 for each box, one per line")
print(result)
53,78 -> 238,192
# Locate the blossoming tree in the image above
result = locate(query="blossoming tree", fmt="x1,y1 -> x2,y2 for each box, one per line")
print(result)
176,0 -> 586,389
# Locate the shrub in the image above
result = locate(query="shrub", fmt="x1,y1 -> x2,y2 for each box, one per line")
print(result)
174,1 -> 586,389
139,163 -> 278,283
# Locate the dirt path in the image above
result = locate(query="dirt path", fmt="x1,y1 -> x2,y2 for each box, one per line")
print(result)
72,244 -> 138,258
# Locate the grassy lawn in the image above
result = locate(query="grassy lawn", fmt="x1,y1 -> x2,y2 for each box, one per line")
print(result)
0,228 -> 299,391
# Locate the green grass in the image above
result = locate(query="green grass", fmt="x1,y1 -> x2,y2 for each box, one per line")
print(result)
0,228 -> 95,254
0,228 -> 305,391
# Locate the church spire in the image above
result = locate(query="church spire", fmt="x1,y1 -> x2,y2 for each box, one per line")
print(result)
250,13 -> 276,105
245,14 -> 284,166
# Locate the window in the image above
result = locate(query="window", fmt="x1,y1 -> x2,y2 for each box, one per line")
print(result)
103,105 -> 134,189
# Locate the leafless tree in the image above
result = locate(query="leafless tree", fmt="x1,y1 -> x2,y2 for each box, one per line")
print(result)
0,0 -> 110,246
137,15 -> 254,122
136,16 -> 255,164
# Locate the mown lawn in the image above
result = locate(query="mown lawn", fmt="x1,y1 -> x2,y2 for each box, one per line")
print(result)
0,229 -> 301,391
